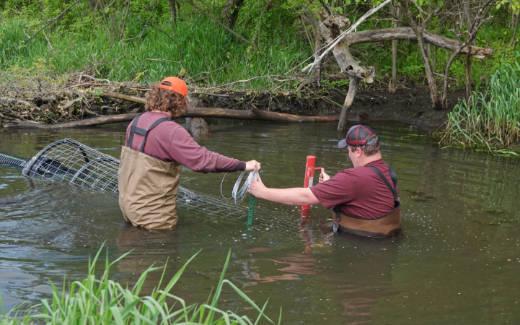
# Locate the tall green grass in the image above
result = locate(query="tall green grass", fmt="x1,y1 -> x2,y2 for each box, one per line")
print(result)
0,247 -> 280,324
1,2 -> 517,91
440,61 -> 520,152
0,9 -> 307,90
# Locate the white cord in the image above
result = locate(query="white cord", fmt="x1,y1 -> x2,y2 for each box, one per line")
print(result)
219,172 -> 231,200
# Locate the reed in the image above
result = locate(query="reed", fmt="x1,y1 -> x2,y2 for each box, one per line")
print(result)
0,247 -> 280,325
440,62 -> 520,153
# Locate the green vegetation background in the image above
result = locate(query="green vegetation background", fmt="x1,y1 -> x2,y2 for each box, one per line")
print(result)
1,0 -> 517,89
1,0 -> 518,151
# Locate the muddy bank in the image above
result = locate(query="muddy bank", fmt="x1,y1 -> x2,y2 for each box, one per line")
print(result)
0,73 -> 450,133
196,87 -> 451,132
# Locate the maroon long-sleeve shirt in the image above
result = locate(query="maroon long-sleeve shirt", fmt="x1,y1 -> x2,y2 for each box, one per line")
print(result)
125,112 -> 245,172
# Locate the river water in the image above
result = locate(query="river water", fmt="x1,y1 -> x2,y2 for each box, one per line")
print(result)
0,121 -> 519,324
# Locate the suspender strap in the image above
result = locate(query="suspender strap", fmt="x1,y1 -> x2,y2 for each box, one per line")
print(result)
126,115 -> 142,148
139,117 -> 170,152
126,114 -> 171,152
368,166 -> 400,207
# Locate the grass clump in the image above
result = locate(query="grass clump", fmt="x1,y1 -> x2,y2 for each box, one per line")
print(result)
0,247 -> 280,325
440,61 -> 520,154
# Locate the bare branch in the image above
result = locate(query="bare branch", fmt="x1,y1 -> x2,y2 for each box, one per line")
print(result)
302,0 -> 392,73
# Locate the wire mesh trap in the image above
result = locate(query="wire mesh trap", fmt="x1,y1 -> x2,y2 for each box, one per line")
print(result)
22,138 -> 120,192
1,138 -> 245,217
0,153 -> 26,169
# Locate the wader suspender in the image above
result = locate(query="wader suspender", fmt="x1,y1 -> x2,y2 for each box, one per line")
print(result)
126,114 -> 171,152
332,165 -> 400,234
368,166 -> 400,208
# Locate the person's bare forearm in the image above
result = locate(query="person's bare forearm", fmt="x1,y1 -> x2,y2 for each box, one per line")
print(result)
254,187 -> 319,206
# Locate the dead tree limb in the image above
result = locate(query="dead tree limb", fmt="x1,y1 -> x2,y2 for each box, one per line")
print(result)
305,0 -> 493,130
316,14 -> 375,131
342,28 -> 492,58
303,0 -> 392,73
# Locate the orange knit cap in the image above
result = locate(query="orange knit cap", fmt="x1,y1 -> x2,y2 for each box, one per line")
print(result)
158,77 -> 188,97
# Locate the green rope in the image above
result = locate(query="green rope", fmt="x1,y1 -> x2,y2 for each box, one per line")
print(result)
247,195 -> 257,226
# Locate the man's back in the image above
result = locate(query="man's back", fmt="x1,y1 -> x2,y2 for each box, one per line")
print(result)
310,159 -> 396,219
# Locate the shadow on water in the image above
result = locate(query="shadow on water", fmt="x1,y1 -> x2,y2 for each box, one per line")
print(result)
1,121 -> 520,324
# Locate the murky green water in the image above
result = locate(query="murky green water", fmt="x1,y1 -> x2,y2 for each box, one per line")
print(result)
1,121 -> 519,324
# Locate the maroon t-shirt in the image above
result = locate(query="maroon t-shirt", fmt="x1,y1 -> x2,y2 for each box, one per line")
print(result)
125,112 -> 245,172
310,159 -> 396,219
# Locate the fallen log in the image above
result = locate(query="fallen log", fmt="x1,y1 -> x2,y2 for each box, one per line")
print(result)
104,91 -> 339,122
4,91 -> 339,128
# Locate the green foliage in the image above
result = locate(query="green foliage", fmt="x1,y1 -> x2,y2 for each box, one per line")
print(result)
1,247 -> 280,324
0,1 -> 307,89
497,0 -> 520,14
440,61 -> 520,152
0,0 -> 517,91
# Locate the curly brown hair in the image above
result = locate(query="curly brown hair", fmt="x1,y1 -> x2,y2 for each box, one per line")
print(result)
145,85 -> 188,117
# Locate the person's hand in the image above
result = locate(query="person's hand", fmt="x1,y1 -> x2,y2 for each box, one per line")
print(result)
245,160 -> 261,171
248,173 -> 266,197
319,168 -> 330,183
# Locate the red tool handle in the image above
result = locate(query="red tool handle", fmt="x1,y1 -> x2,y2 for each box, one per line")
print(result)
301,156 -> 322,218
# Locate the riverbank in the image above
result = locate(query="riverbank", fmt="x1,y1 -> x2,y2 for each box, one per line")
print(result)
2,2 -> 517,142
0,71 -> 450,133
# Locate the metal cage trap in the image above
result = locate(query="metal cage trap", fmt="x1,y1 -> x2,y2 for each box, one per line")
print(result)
1,138 -> 246,217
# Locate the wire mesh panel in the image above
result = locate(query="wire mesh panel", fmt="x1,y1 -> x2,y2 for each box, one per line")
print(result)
178,187 -> 246,217
0,153 -> 26,169
20,138 -> 246,217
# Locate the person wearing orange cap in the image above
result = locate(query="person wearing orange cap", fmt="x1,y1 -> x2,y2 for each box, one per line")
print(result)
249,124 -> 400,238
118,77 -> 261,230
